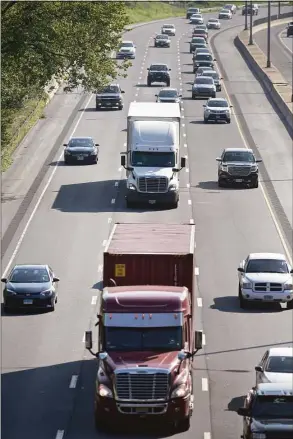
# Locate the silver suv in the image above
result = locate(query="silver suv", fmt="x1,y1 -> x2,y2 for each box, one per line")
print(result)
216,148 -> 262,188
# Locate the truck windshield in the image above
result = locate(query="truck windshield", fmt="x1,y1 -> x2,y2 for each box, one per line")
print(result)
252,396 -> 293,418
104,327 -> 183,351
131,151 -> 175,167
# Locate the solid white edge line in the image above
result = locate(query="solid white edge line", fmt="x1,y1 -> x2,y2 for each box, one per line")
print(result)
98,264 -> 103,272
202,378 -> 209,392
69,375 -> 78,389
55,431 -> 64,439
2,93 -> 93,278
188,199 -> 192,205
82,333 -> 85,343
202,333 -> 206,346
197,297 -> 202,307
91,296 -> 97,305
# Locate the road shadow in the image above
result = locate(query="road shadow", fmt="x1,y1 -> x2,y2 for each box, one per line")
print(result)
1,303 -> 50,317
196,181 -> 249,191
79,107 -> 121,112
49,161 -> 66,167
181,71 -> 193,75
52,180 -> 174,213
189,120 -> 205,124
226,396 -> 246,412
135,84 -> 148,88
182,96 -> 193,101
210,296 -> 283,313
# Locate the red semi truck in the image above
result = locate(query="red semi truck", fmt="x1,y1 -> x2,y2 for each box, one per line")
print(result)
85,223 -> 203,432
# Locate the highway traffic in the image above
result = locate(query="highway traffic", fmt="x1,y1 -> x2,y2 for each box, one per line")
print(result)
2,4 -> 293,439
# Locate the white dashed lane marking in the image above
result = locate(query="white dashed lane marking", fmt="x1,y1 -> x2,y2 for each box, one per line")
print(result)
202,378 -> 209,392
188,199 -> 192,205
204,433 -> 211,439
194,267 -> 199,276
91,296 -> 97,305
197,297 -> 203,307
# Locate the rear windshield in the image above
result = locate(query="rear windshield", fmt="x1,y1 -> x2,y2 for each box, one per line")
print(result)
195,54 -> 213,61
195,77 -> 214,84
156,35 -> 168,39
150,65 -> 168,71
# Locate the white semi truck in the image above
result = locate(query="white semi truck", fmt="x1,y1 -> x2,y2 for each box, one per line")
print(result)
120,102 -> 186,208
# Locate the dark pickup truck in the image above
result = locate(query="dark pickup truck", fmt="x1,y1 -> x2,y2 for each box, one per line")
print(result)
96,84 -> 125,110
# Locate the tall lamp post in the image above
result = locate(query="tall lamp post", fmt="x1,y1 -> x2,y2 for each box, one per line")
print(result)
249,0 -> 253,45
267,1 -> 271,68
244,0 -> 248,30
278,1 -> 281,18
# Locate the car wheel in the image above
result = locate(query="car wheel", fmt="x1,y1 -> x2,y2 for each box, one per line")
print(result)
50,300 -> 55,312
287,300 -> 293,310
3,304 -> 10,313
64,158 -> 70,165
96,106 -> 100,111
239,288 -> 249,309
218,86 -> 222,92
171,200 -> 178,209
193,68 -> 196,73
204,117 -> 208,123
212,93 -> 216,98
218,178 -> 224,187
227,119 -> 231,124
147,80 -> 151,87
192,95 -> 195,100
118,105 -> 123,110
166,81 -> 170,87
93,156 -> 98,164
251,178 -> 259,189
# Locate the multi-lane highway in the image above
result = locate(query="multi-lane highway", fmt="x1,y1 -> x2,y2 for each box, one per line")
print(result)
2,5 -> 293,439
254,21 -> 293,85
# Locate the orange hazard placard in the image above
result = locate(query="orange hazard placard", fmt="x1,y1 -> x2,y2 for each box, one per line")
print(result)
115,264 -> 126,277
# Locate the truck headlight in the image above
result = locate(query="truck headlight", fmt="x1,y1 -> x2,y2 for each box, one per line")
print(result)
252,433 -> 266,439
242,282 -> 252,289
98,384 -> 113,398
171,384 -> 189,398
284,283 -> 293,290
128,183 -> 136,191
168,184 -> 177,192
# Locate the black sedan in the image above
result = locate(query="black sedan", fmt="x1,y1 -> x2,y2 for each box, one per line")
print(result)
1,264 -> 60,312
63,137 -> 99,164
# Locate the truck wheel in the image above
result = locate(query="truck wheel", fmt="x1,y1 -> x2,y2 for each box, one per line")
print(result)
204,117 -> 208,124
287,300 -> 293,310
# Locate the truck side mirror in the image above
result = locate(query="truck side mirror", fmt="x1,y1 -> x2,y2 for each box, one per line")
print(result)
1,278 -> 7,283
255,366 -> 263,372
180,157 -> 186,168
237,407 -> 249,417
194,330 -> 203,350
85,331 -> 93,350
237,267 -> 244,273
121,155 -> 126,167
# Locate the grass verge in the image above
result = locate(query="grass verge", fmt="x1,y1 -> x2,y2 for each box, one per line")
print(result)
1,93 -> 48,172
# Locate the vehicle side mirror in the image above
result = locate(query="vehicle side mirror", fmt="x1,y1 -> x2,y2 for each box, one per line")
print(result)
214,58 -> 217,61
169,68 -> 171,71
194,330 -> 203,350
63,143 -> 67,146
180,157 -> 186,168
155,94 -> 158,97
85,331 -> 93,350
203,105 -> 206,107
121,90 -> 125,94
121,155 -> 126,167
1,278 -> 7,283
216,157 -> 221,162
256,159 -> 262,163
237,407 -> 249,417
179,94 -> 182,97
53,277 -> 60,282
95,143 -> 99,146
147,68 -> 150,70
255,366 -> 263,372
230,105 -> 233,108
238,267 -> 244,273
290,269 -> 293,274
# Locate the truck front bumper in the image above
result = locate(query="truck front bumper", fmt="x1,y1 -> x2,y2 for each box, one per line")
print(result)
95,395 -> 191,426
126,189 -> 178,206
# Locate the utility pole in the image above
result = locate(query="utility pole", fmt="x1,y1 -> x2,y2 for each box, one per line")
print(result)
249,0 -> 253,45
278,1 -> 281,18
244,0 -> 248,30
267,1 -> 271,68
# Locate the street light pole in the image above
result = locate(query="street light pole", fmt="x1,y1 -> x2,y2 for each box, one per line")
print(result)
267,1 -> 271,67
244,0 -> 248,30
278,1 -> 281,18
249,0 -> 253,45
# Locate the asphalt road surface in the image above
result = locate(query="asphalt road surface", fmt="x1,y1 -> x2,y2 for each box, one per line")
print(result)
254,21 -> 293,85
2,5 -> 293,439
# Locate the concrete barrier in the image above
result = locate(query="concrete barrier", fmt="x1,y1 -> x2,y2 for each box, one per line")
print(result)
235,13 -> 293,137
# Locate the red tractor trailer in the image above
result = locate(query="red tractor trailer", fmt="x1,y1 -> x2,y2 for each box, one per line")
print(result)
85,223 -> 202,433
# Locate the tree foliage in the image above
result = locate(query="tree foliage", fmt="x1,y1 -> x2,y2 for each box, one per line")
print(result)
1,1 -> 130,109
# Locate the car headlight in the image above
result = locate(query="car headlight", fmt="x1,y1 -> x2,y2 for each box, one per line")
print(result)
242,281 -> 252,289
128,183 -> 136,191
40,289 -> 53,297
171,384 -> 189,398
250,165 -> 258,172
98,384 -> 113,398
206,109 -> 211,113
90,150 -> 97,155
168,184 -> 177,192
225,109 -> 230,113
6,289 -> 17,295
221,164 -> 228,171
252,433 -> 266,439
65,150 -> 71,155
284,283 -> 293,290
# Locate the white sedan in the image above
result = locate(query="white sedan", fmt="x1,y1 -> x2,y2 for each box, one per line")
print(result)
207,18 -> 221,29
218,9 -> 232,19
255,347 -> 293,385
238,253 -> 293,309
161,24 -> 176,36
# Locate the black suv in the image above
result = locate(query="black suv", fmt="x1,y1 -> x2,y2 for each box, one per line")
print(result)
147,64 -> 171,86
216,148 -> 262,188
96,84 -> 125,110
237,383 -> 293,439
287,22 -> 293,37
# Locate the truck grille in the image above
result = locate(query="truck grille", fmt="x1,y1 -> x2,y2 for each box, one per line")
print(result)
254,283 -> 283,292
228,165 -> 251,176
138,177 -> 168,193
115,372 -> 169,400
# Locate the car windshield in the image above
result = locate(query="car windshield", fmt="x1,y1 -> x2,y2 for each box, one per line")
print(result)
221,9 -> 229,13
157,35 -> 168,39
265,356 -> 293,373
131,151 -> 175,167
150,65 -> 168,71
158,90 -> 177,98
192,14 -> 202,18
196,54 -> 213,61
163,25 -> 174,28
223,151 -> 255,162
209,19 -> 218,22
10,268 -> 50,283
204,72 -> 219,79
192,38 -> 205,42
189,8 -> 199,13
195,77 -> 213,84
104,327 -> 183,351
246,259 -> 289,273
252,396 -> 293,418
120,42 -> 133,48
197,67 -> 212,72
68,138 -> 94,148
208,100 -> 228,108
102,85 -> 119,93
194,29 -> 206,34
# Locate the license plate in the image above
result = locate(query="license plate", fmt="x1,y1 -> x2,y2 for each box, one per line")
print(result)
136,407 -> 148,414
23,299 -> 33,305
235,179 -> 243,182
149,200 -> 156,204
77,156 -> 84,160
264,295 -> 273,300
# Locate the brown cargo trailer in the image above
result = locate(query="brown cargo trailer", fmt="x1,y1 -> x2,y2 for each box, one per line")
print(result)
103,223 -> 195,295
